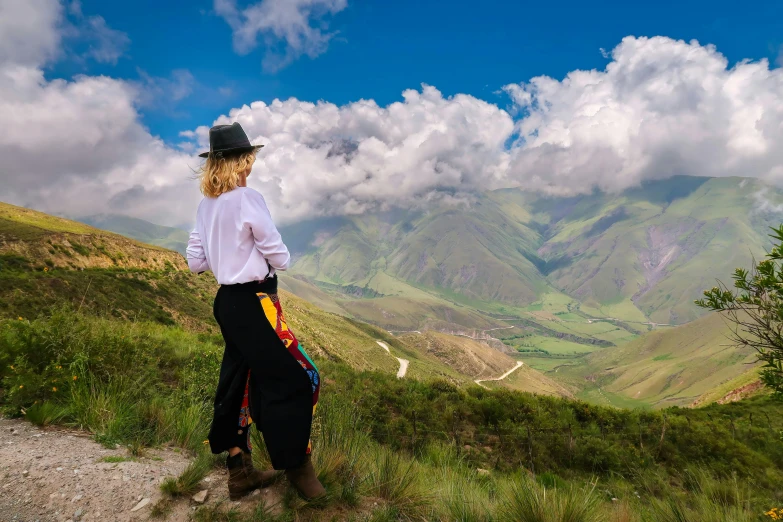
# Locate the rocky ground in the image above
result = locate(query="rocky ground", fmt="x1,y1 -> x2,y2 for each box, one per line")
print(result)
0,418 -> 293,522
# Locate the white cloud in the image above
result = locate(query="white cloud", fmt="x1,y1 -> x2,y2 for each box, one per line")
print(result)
0,0 -> 63,66
81,15 -> 130,65
3,8 -> 783,232
192,85 -> 513,222
0,0 -> 198,227
214,0 -> 347,72
504,36 -> 783,195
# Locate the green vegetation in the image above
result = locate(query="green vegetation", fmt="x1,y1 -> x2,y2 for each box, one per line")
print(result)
77,214 -> 190,255
2,199 -> 782,519
697,224 -> 783,397
1,309 -> 780,520
283,176 -> 782,331
555,312 -> 760,408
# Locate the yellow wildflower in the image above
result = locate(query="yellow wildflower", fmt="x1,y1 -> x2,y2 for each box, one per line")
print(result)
18,385 -> 23,389
73,375 -> 78,381
43,267 -> 49,272
52,387 -> 57,392
17,317 -> 23,321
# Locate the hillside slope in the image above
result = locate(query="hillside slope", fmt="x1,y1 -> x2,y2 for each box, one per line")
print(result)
78,214 -> 189,255
0,201 -> 567,398
283,176 -> 782,329
555,312 -> 760,408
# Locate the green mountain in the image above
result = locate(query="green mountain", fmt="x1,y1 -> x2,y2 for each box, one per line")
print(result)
284,176 -> 783,329
1,200 -> 781,520
77,214 -> 189,255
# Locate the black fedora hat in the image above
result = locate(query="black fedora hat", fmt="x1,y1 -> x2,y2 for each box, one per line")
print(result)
198,122 -> 264,158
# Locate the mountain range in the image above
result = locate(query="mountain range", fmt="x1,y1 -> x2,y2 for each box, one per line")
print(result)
55,175 -> 780,407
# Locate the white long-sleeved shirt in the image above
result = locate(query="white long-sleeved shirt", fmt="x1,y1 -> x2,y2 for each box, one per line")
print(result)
186,187 -> 290,285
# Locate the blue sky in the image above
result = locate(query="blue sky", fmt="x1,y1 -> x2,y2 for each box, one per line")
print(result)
51,0 -> 783,144
5,0 -> 783,226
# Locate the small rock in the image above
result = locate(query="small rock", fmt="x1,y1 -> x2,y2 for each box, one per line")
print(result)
192,490 -> 208,504
56,467 -> 63,471
21,470 -> 28,476
250,489 -> 260,497
130,498 -> 150,512
136,495 -> 142,501
73,508 -> 84,520
476,468 -> 490,475
71,495 -> 82,503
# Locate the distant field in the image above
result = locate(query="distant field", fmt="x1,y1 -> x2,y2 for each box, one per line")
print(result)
516,355 -> 583,373
554,312 -> 761,408
507,335 -> 600,355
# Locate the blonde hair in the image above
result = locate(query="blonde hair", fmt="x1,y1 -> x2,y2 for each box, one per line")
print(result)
198,151 -> 258,198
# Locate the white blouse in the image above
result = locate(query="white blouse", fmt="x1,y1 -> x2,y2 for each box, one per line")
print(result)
186,187 -> 290,285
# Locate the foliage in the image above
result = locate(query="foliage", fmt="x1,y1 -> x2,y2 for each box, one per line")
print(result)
1,307 -> 781,519
696,224 -> 783,397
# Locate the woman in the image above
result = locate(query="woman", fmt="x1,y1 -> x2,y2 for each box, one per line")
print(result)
186,122 -> 324,500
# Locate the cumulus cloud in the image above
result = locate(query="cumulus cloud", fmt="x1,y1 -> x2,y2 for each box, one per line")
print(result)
214,0 -> 347,72
0,0 -> 63,66
191,85 -> 513,221
0,0 -> 198,227
504,36 -> 783,195
3,3 -> 783,232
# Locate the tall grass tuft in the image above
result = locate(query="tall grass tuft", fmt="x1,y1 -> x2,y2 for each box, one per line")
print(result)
436,467 -> 496,522
365,446 -> 433,520
160,451 -> 219,497
499,478 -> 602,522
23,401 -> 68,426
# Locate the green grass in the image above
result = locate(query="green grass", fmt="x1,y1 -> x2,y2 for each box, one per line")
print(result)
512,335 -> 599,355
161,451 -> 219,497
1,309 -> 782,520
556,312 -> 761,408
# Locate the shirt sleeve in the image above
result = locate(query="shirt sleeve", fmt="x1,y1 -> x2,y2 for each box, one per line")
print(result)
241,189 -> 291,272
186,228 -> 210,274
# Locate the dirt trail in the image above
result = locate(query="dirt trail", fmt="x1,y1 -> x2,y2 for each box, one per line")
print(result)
474,361 -> 524,389
0,418 -> 287,522
375,341 -> 409,378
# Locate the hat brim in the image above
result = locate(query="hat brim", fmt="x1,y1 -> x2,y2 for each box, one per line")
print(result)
198,144 -> 264,159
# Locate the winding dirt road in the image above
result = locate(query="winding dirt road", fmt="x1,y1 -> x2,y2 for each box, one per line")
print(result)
375,341 -> 409,378
474,361 -> 524,389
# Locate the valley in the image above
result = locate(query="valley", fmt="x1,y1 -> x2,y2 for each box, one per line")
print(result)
1,196 -> 780,520
45,176 -> 783,410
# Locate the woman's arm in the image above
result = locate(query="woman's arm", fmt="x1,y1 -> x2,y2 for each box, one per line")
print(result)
241,189 -> 291,271
186,228 -> 210,274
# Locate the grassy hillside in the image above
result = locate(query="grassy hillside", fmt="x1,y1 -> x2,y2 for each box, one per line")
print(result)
554,312 -> 762,408
0,202 -> 561,395
1,202 -> 781,520
283,176 -> 780,331
77,214 -> 189,255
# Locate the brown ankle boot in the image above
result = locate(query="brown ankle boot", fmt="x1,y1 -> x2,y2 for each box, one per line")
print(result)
227,453 -> 281,500
285,455 -> 326,500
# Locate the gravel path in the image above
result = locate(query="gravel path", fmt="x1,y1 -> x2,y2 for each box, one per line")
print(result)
0,418 -> 289,522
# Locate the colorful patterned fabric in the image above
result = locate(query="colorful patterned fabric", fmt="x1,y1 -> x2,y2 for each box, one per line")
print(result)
237,291 -> 320,454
